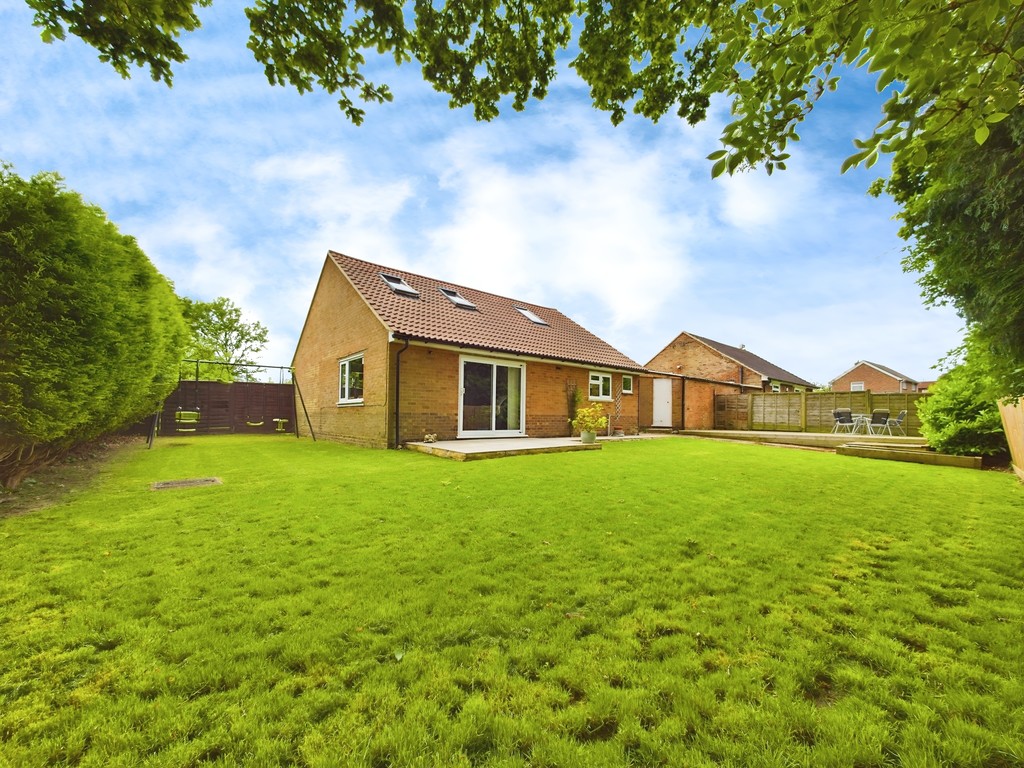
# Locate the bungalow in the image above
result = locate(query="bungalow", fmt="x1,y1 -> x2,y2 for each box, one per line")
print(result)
647,332 -> 815,392
638,331 -> 815,431
830,361 -> 920,393
292,252 -> 646,447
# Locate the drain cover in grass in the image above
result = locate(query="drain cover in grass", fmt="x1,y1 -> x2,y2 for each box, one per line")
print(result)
150,477 -> 222,490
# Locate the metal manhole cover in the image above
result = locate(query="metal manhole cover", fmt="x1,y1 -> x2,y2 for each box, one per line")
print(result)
150,477 -> 222,490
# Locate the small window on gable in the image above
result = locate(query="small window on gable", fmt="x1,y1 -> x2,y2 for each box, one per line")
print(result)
850,381 -> 865,392
622,375 -> 634,395
515,306 -> 548,325
589,372 -> 612,401
439,287 -> 476,309
338,354 -> 364,404
380,273 -> 419,297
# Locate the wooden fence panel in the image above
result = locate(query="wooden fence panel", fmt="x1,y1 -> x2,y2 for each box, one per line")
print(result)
160,381 -> 296,435
712,391 -> 928,435
715,394 -> 748,430
998,397 -> 1024,481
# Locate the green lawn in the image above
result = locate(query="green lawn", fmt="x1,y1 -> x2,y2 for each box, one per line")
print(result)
1,435 -> 1022,767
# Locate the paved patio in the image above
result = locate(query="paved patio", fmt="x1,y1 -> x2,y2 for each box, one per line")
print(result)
404,433 -> 667,461
403,430 -> 925,461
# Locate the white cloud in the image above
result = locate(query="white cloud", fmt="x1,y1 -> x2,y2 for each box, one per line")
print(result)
0,2 -> 965,381
423,112 -> 695,333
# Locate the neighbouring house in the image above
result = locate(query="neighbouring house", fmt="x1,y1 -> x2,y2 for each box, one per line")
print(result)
292,251 -> 646,447
638,331 -> 815,431
830,361 -> 920,393
647,331 -> 814,391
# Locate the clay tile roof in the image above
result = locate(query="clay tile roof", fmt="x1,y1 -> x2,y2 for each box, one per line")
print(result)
689,333 -> 815,388
861,360 -> 919,383
329,251 -> 644,371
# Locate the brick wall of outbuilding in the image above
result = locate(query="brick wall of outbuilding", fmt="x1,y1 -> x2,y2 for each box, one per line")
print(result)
638,376 -> 746,431
649,334 -> 766,390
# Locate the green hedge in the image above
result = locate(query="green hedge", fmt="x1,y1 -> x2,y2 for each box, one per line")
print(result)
0,164 -> 187,488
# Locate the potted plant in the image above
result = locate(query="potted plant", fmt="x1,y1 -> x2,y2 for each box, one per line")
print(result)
571,402 -> 608,444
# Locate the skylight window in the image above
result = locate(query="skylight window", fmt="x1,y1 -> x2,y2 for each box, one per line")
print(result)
515,306 -> 548,325
380,273 -> 419,297
439,287 -> 476,309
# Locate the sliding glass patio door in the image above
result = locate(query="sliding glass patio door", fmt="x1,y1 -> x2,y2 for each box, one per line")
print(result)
459,357 -> 525,437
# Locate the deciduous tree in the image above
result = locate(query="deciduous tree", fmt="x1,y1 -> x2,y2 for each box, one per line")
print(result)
876,105 -> 1024,399
24,0 -> 1023,171
180,296 -> 269,382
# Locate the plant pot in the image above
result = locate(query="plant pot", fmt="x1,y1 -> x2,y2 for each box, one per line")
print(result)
612,426 -> 624,437
580,430 -> 597,444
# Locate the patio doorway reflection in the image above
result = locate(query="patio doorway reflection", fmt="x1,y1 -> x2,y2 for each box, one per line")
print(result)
459,357 -> 525,437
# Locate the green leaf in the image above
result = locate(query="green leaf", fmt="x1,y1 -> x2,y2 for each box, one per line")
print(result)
840,150 -> 868,174
706,149 -> 728,161
974,124 -> 990,145
985,112 -> 1009,124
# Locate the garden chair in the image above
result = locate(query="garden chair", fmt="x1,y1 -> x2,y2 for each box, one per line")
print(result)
886,410 -> 907,436
866,409 -> 891,435
831,409 -> 855,433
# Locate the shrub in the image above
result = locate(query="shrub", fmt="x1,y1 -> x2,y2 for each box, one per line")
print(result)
0,163 -> 187,488
917,345 -> 1008,457
571,402 -> 608,434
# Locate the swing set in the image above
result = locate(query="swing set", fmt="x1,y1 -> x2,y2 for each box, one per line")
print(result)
148,360 -> 313,446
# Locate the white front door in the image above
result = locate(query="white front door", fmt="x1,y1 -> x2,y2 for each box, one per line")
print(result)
458,356 -> 526,437
653,378 -> 673,427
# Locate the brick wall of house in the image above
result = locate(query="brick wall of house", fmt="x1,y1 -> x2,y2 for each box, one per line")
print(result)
292,260 -> 391,447
832,363 -> 912,393
392,344 -> 461,443
528,364 -> 640,437
393,347 -> 640,443
649,334 -> 766,390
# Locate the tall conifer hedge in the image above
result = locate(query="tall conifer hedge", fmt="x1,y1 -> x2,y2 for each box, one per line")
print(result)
0,164 -> 187,489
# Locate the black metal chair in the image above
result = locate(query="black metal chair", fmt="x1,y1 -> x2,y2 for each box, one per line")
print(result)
831,408 -> 855,433
886,410 -> 907,436
866,409 -> 891,435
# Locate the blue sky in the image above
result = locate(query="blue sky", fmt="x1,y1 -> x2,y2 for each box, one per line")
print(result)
1,2 -> 963,386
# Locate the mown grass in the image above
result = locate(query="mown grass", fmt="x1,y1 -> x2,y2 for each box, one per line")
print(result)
1,435 -> 1022,767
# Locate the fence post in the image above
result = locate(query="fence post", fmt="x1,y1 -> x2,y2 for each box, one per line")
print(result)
799,391 -> 808,432
747,393 -> 754,430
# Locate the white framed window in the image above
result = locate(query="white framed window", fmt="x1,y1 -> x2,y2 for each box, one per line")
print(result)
771,383 -> 781,393
850,381 -> 865,392
338,354 -> 365,404
622,375 -> 634,395
589,372 -> 612,401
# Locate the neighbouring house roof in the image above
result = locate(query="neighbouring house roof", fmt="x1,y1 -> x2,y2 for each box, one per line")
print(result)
329,251 -> 645,371
684,332 -> 815,388
830,360 -> 919,385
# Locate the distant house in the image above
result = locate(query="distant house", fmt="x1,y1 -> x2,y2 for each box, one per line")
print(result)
292,251 -> 646,447
830,361 -> 920,393
636,331 -> 814,431
647,332 -> 815,393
